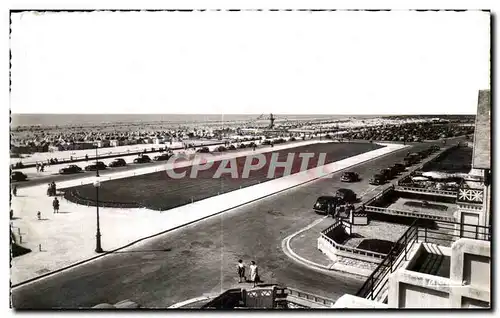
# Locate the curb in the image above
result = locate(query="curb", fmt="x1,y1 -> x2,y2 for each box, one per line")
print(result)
12,142 -> 406,288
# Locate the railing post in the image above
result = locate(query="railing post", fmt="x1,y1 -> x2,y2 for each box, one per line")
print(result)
371,275 -> 375,300
404,231 -> 407,261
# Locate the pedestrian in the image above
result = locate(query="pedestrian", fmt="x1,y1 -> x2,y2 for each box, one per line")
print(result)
41,163 -> 45,172
85,154 -> 89,161
12,185 -> 17,197
237,259 -> 246,283
37,211 -> 41,220
250,261 -> 259,287
10,209 -> 13,219
52,197 -> 60,214
36,162 -> 40,173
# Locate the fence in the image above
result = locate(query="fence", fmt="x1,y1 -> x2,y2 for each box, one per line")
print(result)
356,219 -> 491,301
363,206 -> 455,222
320,219 -> 387,261
287,288 -> 336,307
395,186 -> 458,198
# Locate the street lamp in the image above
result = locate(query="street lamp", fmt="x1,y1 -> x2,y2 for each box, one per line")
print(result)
93,179 -> 103,253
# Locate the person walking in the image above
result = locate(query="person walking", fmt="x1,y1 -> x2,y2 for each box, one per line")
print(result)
52,197 -> 60,214
36,162 -> 40,173
237,259 -> 246,283
250,261 -> 259,287
12,185 -> 18,197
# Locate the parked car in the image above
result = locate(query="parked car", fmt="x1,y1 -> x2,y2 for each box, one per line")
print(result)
85,161 -> 107,171
109,158 -> 127,167
340,171 -> 360,182
133,155 -> 151,164
369,174 -> 386,185
215,146 -> 227,152
248,142 -> 257,148
59,165 -> 83,174
313,196 -> 340,215
335,188 -> 357,204
228,145 -> 236,150
403,153 -> 420,167
238,143 -> 247,149
196,147 -> 210,153
392,163 -> 406,173
154,153 -> 172,161
380,168 -> 396,180
11,171 -> 28,182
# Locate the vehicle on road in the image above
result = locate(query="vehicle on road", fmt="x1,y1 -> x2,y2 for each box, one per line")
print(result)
380,167 -> 396,180
340,171 -> 360,182
11,171 -> 28,182
228,145 -> 236,150
392,163 -> 406,173
108,158 -> 127,167
154,153 -> 173,161
196,147 -> 210,153
335,188 -> 357,204
59,165 -> 83,174
369,174 -> 386,185
313,196 -> 340,215
403,153 -> 420,166
133,155 -> 152,164
84,161 -> 107,171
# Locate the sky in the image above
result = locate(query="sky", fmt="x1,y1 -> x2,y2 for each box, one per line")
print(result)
10,10 -> 490,115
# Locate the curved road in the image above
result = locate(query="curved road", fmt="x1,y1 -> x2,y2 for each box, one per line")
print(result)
11,138 -> 464,309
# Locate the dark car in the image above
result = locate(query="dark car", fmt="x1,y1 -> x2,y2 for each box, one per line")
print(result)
196,147 -> 210,153
228,145 -> 236,150
133,155 -> 151,164
11,171 -> 28,182
109,158 -> 127,167
248,142 -> 257,148
340,171 -> 360,182
335,188 -> 357,204
403,153 -> 420,167
313,196 -> 340,215
154,153 -> 173,161
392,163 -> 406,173
380,168 -> 396,180
369,174 -> 386,185
85,161 -> 107,171
59,165 -> 82,174
215,146 -> 227,152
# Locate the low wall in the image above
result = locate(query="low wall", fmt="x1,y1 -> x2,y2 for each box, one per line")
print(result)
318,222 -> 386,264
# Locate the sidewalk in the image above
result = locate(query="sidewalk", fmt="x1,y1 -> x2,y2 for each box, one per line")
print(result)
10,142 -> 405,285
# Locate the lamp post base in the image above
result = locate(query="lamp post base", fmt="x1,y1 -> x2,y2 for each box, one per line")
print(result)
95,233 -> 103,253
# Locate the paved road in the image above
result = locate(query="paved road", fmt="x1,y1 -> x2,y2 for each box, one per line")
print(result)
11,138 -> 465,309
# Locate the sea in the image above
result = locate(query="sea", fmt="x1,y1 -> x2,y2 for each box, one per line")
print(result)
10,114 -> 381,128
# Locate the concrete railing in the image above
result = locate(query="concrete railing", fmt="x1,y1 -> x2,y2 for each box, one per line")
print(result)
319,225 -> 387,261
364,206 -> 455,222
287,287 -> 336,307
395,186 -> 458,198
